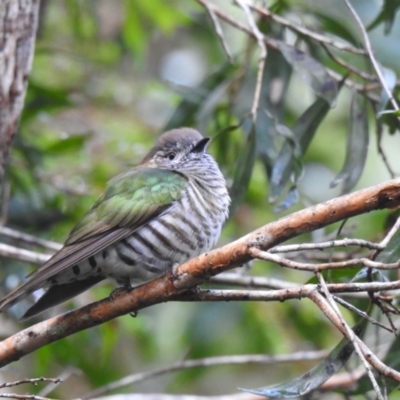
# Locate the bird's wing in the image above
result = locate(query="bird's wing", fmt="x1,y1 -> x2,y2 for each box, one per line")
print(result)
0,168 -> 187,310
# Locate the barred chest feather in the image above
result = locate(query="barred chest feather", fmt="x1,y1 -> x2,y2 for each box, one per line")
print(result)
49,171 -> 230,287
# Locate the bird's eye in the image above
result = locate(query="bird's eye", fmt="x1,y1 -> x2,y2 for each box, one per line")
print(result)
167,152 -> 176,161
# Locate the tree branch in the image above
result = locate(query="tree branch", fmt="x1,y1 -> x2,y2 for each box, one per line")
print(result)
0,179 -> 400,367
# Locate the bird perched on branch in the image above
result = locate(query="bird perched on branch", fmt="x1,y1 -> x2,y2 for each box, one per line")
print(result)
0,128 -> 230,319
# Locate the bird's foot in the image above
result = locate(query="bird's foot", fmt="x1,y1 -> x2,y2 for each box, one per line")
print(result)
109,279 -> 132,302
171,262 -> 180,278
129,311 -> 138,318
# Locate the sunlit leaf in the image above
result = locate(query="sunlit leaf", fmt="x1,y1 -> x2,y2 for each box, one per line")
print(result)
229,125 -> 257,215
275,41 -> 337,105
122,0 -> 147,56
138,0 -> 190,33
44,135 -> 87,155
330,91 -> 369,194
65,0 -> 97,40
240,324 -> 363,398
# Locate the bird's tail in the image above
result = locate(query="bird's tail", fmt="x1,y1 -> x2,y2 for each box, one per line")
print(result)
21,276 -> 104,319
0,276 -> 104,319
0,282 -> 39,314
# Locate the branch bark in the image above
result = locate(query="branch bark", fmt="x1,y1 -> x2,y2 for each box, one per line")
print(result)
0,0 -> 39,210
0,178 -> 400,367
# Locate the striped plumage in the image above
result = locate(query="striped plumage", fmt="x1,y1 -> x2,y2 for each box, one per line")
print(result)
0,128 -> 230,319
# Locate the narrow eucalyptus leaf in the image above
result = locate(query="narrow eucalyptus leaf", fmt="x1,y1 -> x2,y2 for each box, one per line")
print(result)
330,91 -> 369,194
275,41 -> 337,106
229,126 -> 257,215
273,186 -> 299,213
269,94 -> 332,203
269,142 -> 293,203
367,0 -> 400,34
240,324 -> 363,398
256,46 -> 292,180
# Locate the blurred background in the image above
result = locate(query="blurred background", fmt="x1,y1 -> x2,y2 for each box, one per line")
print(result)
1,0 -> 400,398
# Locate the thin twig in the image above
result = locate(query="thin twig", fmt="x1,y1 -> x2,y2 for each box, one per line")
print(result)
210,273 -> 295,289
234,0 -> 266,123
308,289 -> 400,383
210,273 -> 371,299
332,295 -> 393,333
0,395 -> 55,400
343,0 -> 400,116
379,215 -> 400,248
249,4 -> 367,55
0,378 -> 61,389
0,227 -> 61,252
321,42 -> 377,81
270,238 -> 383,253
196,0 -> 382,103
204,2 -> 234,63
315,272 -> 384,399
82,351 -> 327,399
251,247 -> 400,271
375,115 -> 396,179
0,243 -> 51,264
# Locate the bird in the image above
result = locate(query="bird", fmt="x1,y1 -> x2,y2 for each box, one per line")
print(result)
0,127 -> 230,319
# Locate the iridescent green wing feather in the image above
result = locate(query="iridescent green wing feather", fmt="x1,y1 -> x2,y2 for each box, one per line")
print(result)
25,168 -> 187,283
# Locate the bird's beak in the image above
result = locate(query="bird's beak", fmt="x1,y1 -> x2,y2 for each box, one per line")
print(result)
191,137 -> 210,153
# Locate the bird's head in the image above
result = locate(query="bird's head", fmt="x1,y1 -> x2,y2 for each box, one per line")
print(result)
141,128 -> 211,171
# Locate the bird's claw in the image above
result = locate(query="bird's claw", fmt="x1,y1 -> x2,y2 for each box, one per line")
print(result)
171,262 -> 180,278
129,311 -> 138,318
109,284 -> 131,302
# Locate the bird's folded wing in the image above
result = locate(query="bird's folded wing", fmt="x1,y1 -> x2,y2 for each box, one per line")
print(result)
0,168 -> 187,309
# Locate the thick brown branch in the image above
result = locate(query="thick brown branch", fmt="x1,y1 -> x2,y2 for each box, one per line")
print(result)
0,179 -> 400,367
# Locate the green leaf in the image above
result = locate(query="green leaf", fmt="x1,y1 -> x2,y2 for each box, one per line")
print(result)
330,91 -> 369,194
138,0 -> 190,33
269,93 -> 332,204
316,13 -> 359,45
275,41 -> 337,106
44,135 -> 87,155
256,46 -> 292,167
164,63 -> 237,130
122,0 -> 147,56
240,324 -> 363,398
368,0 -> 400,34
23,81 -> 71,121
229,125 -> 257,215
